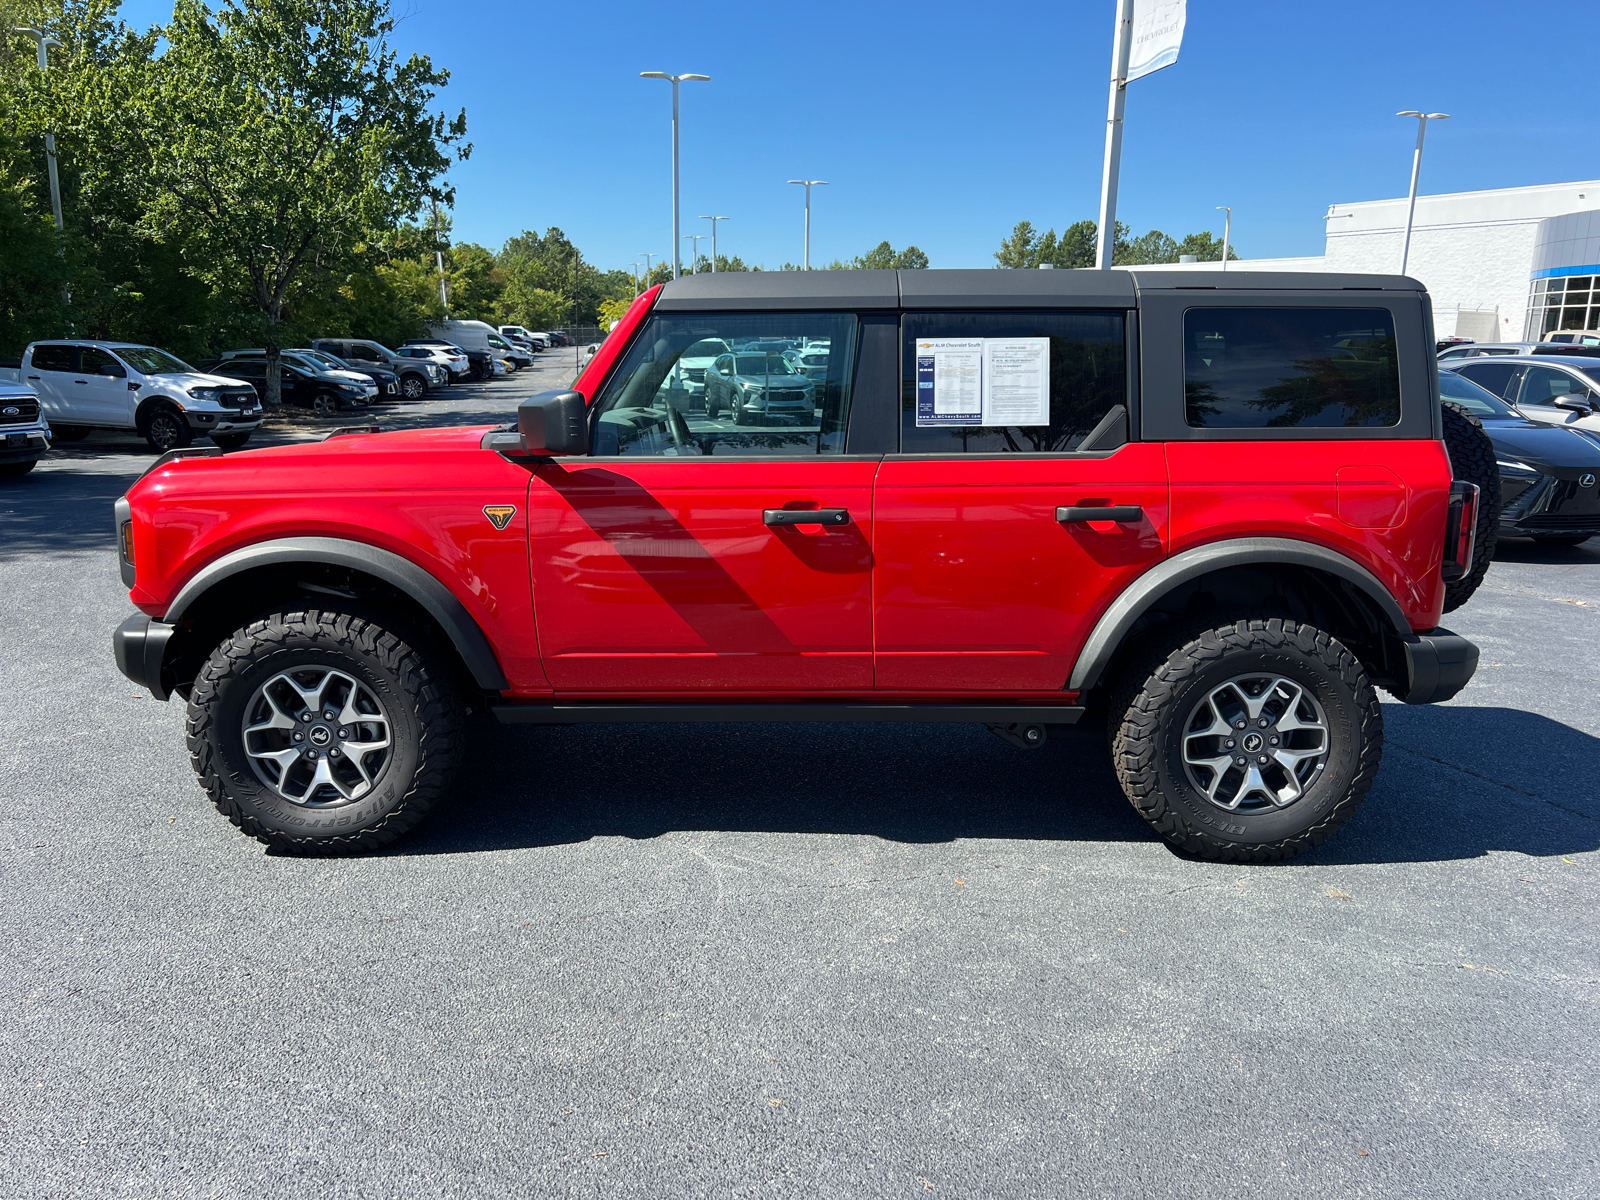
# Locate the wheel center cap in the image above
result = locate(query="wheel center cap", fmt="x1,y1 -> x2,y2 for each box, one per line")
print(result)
1242,732 -> 1265,754
308,725 -> 332,747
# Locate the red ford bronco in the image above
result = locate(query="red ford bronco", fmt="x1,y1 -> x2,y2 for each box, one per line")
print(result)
112,270 -> 1495,861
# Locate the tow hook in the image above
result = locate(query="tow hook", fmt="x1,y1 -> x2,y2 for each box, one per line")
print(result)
987,722 -> 1048,750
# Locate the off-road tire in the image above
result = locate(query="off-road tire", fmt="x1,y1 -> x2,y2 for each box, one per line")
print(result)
0,459 -> 37,478
143,403 -> 193,453
1440,400 -> 1501,612
1109,617 -> 1383,863
210,432 -> 252,449
186,608 -> 463,854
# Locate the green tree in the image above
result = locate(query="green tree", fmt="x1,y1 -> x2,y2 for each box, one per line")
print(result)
65,0 -> 468,402
995,218 -> 1237,269
841,240 -> 930,270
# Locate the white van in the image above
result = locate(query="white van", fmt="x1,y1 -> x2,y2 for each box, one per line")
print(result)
425,320 -> 526,371
1,340 -> 261,452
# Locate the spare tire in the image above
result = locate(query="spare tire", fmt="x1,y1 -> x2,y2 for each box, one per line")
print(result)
1440,400 -> 1501,613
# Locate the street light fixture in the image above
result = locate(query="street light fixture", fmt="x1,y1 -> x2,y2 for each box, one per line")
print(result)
1396,111 -> 1449,276
640,71 -> 710,280
12,27 -> 64,233
787,180 -> 828,270
629,263 -> 641,297
1215,206 -> 1231,272
699,215 -> 729,273
640,252 -> 657,284
683,234 -> 705,274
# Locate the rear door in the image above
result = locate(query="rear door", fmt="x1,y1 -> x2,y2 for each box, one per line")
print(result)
872,307 -> 1168,693
528,307 -> 878,693
23,343 -> 78,422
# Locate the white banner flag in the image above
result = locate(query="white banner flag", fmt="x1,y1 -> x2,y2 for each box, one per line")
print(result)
1127,0 -> 1186,82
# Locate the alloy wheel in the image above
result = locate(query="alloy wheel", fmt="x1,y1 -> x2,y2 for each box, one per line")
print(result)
240,665 -> 393,806
1180,673 -> 1329,812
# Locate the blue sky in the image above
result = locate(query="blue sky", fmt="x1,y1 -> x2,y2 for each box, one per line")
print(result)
114,0 -> 1600,272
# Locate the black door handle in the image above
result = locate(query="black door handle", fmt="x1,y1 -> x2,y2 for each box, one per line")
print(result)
26,375 -> 40,381
1057,505 -> 1143,524
764,508 -> 851,527
73,379 -> 89,385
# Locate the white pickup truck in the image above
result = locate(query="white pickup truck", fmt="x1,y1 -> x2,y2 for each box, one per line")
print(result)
0,340 -> 262,453
0,379 -> 51,479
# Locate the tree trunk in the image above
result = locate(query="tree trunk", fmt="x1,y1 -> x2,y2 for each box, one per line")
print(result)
263,339 -> 282,408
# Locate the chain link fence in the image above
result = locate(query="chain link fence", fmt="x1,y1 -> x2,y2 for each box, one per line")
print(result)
551,325 -> 608,346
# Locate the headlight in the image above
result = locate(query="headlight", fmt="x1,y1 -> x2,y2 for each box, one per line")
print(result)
337,383 -> 363,394
1496,460 -> 1541,478
187,386 -> 220,401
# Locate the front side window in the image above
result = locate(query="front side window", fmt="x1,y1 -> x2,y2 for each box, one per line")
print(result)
1519,366 -> 1590,404
1453,361 -> 1519,399
80,348 -> 125,377
590,312 -> 858,457
1183,308 -> 1401,428
899,310 -> 1126,453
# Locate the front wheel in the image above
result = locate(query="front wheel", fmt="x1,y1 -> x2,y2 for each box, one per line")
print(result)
52,424 -> 91,442
1109,617 -> 1383,863
400,374 -> 426,400
312,392 -> 339,417
144,404 -> 193,453
186,608 -> 463,854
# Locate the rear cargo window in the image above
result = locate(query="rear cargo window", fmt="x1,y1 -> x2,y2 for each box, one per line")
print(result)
591,312 -> 857,457
1183,308 -> 1400,428
898,311 -> 1127,453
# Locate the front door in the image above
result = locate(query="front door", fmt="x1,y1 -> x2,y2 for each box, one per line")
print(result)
528,307 -> 874,694
873,309 -> 1168,694
76,347 -> 134,427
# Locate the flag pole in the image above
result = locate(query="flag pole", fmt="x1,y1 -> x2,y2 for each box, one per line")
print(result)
1094,0 -> 1135,270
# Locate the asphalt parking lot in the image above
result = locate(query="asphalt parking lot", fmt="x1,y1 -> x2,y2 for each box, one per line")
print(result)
2,360 -> 1597,1199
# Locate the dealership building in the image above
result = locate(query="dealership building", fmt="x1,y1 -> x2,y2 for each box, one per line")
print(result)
1147,178 -> 1600,343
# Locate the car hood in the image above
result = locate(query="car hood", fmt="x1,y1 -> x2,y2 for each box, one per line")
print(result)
168,371 -> 260,390
1484,417 -> 1600,473
0,380 -> 39,401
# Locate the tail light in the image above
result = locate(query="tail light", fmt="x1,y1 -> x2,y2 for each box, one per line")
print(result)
1441,480 -> 1479,581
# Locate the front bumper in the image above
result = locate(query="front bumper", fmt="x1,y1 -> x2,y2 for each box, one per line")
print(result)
0,423 -> 51,463
1397,628 -> 1479,705
183,406 -> 262,434
113,612 -> 176,701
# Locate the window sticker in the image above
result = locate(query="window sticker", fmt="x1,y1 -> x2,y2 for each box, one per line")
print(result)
915,338 -> 984,427
914,337 -> 1050,427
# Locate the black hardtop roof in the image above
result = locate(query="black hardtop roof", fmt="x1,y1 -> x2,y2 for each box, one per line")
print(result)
654,268 -> 1425,311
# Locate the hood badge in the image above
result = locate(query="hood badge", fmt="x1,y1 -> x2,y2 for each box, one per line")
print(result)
483,505 -> 517,530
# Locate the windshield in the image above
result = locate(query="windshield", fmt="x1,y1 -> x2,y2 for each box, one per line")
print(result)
734,354 -> 797,376
298,349 -> 349,370
118,346 -> 193,375
1439,369 -> 1516,418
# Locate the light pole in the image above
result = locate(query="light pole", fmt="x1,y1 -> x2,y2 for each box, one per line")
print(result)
1094,0 -> 1134,270
787,180 -> 827,270
640,252 -> 657,285
1215,206 -> 1231,272
699,215 -> 729,272
1396,111 -> 1449,276
682,234 -> 705,274
629,263 -> 641,296
13,27 -> 64,233
639,71 -> 710,279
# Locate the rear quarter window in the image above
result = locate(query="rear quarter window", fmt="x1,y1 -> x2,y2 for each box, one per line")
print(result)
1183,308 -> 1400,428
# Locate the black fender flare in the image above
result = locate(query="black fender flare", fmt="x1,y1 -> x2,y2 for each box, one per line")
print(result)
1067,537 -> 1415,693
161,536 -> 510,691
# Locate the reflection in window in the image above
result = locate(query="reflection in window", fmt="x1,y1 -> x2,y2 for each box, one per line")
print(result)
590,313 -> 857,457
1183,308 -> 1401,428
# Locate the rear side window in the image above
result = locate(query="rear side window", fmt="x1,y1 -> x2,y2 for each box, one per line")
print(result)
30,344 -> 74,372
899,311 -> 1126,453
591,312 -> 857,457
1183,308 -> 1400,428
1453,361 -> 1519,399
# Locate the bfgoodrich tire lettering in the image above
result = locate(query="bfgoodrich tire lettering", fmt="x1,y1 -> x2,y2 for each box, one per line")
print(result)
185,608 -> 462,854
1109,617 -> 1383,863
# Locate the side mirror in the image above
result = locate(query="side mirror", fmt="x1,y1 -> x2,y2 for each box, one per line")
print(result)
517,389 -> 589,455
1553,396 -> 1591,412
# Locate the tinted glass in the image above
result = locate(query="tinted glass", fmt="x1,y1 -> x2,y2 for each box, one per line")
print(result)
1454,361 -> 1519,397
1183,308 -> 1400,428
1438,370 -> 1515,418
591,312 -> 857,457
1520,366 -> 1588,403
899,310 -> 1125,453
80,347 -> 124,376
30,344 -> 74,372
221,360 -> 265,379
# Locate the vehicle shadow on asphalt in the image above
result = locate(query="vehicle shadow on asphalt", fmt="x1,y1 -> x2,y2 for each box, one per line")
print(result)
1492,539 -> 1600,565
0,462 -> 140,557
393,705 -> 1600,865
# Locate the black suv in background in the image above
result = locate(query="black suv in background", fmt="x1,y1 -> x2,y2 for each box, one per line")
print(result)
207,358 -> 370,417
404,339 -> 495,382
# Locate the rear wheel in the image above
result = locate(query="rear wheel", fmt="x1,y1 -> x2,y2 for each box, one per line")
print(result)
144,404 -> 192,453
185,608 -> 463,854
1109,617 -> 1383,863
1440,400 -> 1501,612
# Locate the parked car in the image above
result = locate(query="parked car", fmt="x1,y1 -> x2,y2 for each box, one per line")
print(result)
667,337 -> 731,406
210,357 -> 369,418
0,379 -> 52,478
0,341 -> 260,451
404,339 -> 494,382
210,349 -> 381,402
292,348 -> 399,399
486,332 -> 530,370
499,325 -> 548,350
783,345 -> 832,381
312,338 -> 444,399
1543,331 -> 1600,347
1442,355 -> 1600,436
112,268 -> 1491,863
1438,368 -> 1600,547
1438,341 -> 1600,361
704,348 -> 816,423
392,343 -> 468,382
